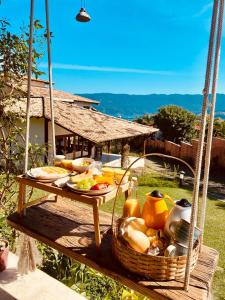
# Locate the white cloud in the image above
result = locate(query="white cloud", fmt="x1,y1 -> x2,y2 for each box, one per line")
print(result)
39,62 -> 175,76
171,2 -> 213,21
192,2 -> 213,18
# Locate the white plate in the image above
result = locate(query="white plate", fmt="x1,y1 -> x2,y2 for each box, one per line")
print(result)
26,171 -> 58,183
26,167 -> 70,183
66,182 -> 116,195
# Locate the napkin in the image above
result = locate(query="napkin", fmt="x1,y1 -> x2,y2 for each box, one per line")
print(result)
54,176 -> 70,188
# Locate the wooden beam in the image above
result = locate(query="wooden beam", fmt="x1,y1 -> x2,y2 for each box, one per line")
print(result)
73,135 -> 76,159
44,118 -> 49,163
81,138 -> 84,157
107,141 -> 111,154
7,198 -> 218,300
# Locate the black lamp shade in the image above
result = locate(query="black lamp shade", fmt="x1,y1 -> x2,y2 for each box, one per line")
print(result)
76,7 -> 91,22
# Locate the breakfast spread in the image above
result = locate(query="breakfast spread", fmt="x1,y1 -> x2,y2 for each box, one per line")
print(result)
120,190 -> 201,257
27,157 -> 129,195
65,165 -> 130,194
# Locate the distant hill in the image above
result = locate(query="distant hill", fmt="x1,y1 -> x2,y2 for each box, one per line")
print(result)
78,93 -> 225,120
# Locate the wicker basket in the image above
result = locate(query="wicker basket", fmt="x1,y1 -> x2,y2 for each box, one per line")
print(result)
111,153 -> 199,281
112,219 -> 199,281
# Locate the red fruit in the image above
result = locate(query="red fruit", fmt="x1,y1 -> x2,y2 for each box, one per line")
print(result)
91,183 -> 109,190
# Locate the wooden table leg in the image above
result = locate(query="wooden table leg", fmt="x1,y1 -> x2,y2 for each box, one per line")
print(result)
93,202 -> 101,247
17,183 -> 26,216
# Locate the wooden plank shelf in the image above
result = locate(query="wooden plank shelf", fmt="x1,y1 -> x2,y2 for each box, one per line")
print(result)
7,197 -> 218,300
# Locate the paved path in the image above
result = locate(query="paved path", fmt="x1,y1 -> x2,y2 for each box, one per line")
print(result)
0,252 -> 86,300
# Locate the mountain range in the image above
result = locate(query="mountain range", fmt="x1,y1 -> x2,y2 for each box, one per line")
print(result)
78,93 -> 225,120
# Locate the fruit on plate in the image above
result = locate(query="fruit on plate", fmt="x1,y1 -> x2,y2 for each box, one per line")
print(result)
77,178 -> 96,190
102,167 -> 130,184
90,183 -> 109,190
70,169 -> 94,184
94,175 -> 114,185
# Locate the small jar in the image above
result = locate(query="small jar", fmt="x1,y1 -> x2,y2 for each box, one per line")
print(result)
54,155 -> 65,167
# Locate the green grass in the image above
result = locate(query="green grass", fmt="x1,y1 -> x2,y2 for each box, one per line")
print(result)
101,176 -> 225,300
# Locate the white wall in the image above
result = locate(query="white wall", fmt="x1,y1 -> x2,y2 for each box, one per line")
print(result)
30,118 -> 45,145
48,122 -> 73,161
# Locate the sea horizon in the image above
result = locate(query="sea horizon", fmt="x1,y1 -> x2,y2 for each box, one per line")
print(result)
78,92 -> 225,121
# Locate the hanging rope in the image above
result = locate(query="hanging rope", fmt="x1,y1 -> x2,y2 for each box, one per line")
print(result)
184,0 -> 220,291
200,0 -> 224,247
24,0 -> 35,173
45,0 -> 56,161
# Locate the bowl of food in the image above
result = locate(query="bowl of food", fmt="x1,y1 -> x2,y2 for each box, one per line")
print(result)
72,158 -> 94,173
67,171 -> 116,195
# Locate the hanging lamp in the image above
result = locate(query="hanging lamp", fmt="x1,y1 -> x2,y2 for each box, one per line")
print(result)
76,0 -> 91,22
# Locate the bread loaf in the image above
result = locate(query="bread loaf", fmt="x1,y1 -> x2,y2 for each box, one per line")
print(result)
128,218 -> 147,233
124,229 -> 150,253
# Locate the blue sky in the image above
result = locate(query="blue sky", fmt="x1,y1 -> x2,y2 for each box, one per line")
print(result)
1,0 -> 225,94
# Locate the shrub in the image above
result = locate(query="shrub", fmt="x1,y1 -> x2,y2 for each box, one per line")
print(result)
154,105 -> 197,143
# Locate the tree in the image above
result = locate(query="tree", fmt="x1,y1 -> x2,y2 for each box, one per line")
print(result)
0,19 -> 45,210
135,114 -> 154,126
212,118 -> 225,138
153,105 -> 197,143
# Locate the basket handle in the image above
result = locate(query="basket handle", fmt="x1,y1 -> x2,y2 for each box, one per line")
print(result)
111,153 -> 195,228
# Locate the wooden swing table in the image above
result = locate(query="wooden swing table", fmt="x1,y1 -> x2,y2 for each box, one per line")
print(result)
15,175 -> 129,247
7,175 -> 219,300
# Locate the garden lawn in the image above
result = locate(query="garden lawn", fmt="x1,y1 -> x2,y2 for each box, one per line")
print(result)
101,184 -> 225,300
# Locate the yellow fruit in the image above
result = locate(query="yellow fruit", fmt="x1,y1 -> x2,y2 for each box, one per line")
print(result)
94,175 -> 114,185
70,169 -> 93,183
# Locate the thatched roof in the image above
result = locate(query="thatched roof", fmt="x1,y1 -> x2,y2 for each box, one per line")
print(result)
20,79 -> 100,105
45,101 -> 157,143
13,98 -> 158,144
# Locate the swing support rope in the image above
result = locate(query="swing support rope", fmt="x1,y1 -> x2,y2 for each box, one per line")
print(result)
23,0 -> 223,292
200,0 -> 224,245
184,0 -> 224,291
24,0 -> 56,173
24,0 -> 35,173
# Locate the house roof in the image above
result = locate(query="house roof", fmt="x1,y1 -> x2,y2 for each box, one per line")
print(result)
20,80 -> 100,105
13,98 -> 158,144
